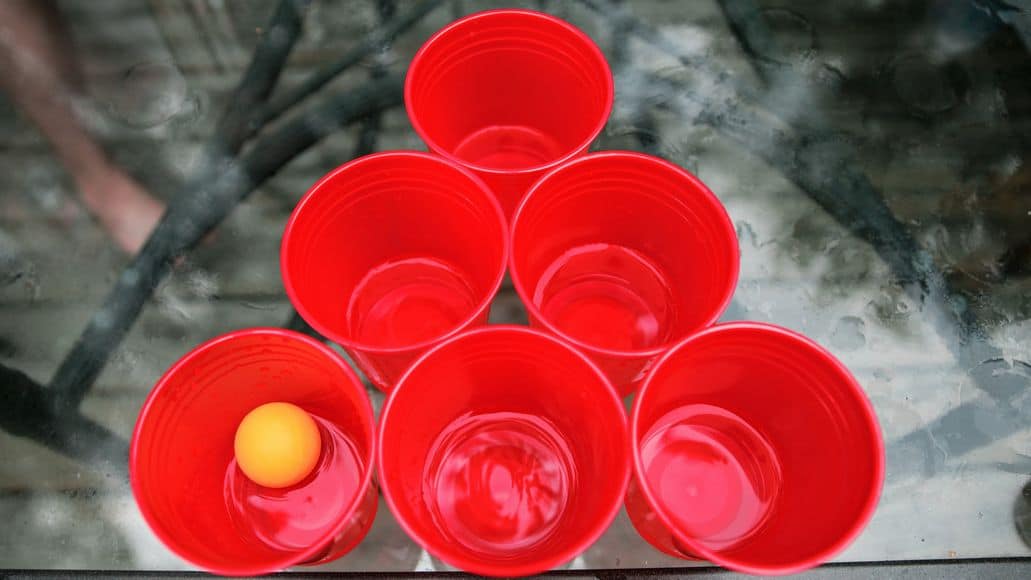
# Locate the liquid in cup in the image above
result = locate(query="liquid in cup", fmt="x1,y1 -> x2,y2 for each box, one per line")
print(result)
510,151 -> 740,395
280,151 -> 508,391
378,326 -> 630,577
626,322 -> 884,575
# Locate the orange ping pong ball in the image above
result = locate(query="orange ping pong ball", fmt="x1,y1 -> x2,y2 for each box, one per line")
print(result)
234,402 -> 321,488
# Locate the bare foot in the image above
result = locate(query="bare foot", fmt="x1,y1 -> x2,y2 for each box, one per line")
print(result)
76,166 -> 165,255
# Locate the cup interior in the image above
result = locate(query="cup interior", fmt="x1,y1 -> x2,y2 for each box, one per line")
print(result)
379,327 -> 628,575
130,330 -> 374,575
406,10 -> 612,172
512,152 -> 739,355
281,153 -> 507,351
633,323 -> 882,572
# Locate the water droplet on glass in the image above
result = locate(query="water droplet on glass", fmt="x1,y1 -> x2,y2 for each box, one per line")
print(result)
949,294 -> 968,315
108,61 -> 190,129
750,8 -> 815,64
891,53 -> 962,116
830,316 -> 867,351
735,221 -> 759,249
865,284 -> 914,325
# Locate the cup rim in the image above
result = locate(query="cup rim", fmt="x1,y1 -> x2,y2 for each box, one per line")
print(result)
129,327 -> 377,575
629,321 -> 886,575
279,150 -> 509,355
404,8 -> 614,176
509,150 -> 741,361
377,324 -> 631,577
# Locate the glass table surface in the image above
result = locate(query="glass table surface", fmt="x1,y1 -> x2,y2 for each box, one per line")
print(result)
0,0 -> 1029,573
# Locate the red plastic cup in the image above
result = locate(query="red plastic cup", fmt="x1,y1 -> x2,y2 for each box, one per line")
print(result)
510,151 -> 739,396
378,325 -> 629,577
625,322 -> 884,575
280,151 -> 507,391
130,328 -> 377,576
405,9 -> 613,218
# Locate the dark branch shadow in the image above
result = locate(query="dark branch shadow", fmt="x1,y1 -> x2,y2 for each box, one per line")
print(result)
1,363 -> 128,479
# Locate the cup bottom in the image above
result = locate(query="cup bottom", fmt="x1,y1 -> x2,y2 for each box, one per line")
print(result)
453,125 -> 564,170
639,404 -> 782,551
225,413 -> 366,552
302,483 -> 378,565
347,257 -> 477,347
625,476 -> 700,559
534,243 -> 674,351
422,411 -> 576,558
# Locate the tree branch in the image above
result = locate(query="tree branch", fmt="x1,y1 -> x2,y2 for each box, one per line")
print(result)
48,75 -> 403,413
715,0 -> 779,81
2,363 -> 128,477
351,0 -> 395,158
217,0 -> 311,151
47,0 -> 312,409
255,0 -> 442,130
